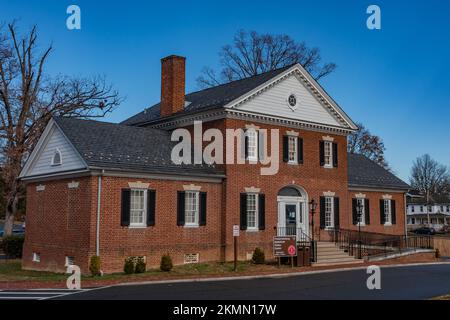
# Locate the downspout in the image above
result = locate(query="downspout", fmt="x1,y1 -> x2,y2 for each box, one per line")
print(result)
96,170 -> 104,257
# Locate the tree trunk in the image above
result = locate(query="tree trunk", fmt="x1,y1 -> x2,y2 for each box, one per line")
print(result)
3,193 -> 19,237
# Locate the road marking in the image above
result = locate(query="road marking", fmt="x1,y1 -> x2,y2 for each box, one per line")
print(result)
0,289 -> 92,300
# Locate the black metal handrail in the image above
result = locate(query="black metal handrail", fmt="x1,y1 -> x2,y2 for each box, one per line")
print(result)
333,229 -> 433,260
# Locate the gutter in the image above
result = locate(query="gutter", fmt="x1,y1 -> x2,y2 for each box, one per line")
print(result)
96,170 -> 104,257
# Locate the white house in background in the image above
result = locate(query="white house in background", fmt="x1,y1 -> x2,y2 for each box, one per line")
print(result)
406,191 -> 450,230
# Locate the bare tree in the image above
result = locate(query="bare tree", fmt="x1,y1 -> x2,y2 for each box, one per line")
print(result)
197,30 -> 336,88
410,154 -> 450,226
348,122 -> 389,169
0,22 -> 121,236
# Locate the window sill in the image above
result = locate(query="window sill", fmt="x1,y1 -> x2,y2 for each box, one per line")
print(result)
287,161 -> 299,165
129,226 -> 147,229
184,225 -> 199,229
246,229 -> 259,233
383,223 -> 392,227
323,165 -> 333,169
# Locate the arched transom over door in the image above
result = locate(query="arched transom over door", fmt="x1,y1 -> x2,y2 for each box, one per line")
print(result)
277,186 -> 309,241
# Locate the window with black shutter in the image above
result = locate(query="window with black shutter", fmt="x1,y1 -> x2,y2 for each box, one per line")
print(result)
258,194 -> 265,230
240,193 -> 247,230
319,141 -> 325,166
282,136 -> 289,163
147,190 -> 156,227
121,189 -> 131,227
320,197 -> 326,229
199,192 -> 207,226
380,199 -> 385,225
364,199 -> 370,225
334,197 -> 340,228
298,138 -> 304,164
332,143 -> 338,167
391,200 -> 397,224
352,198 -> 358,225
177,191 -> 185,226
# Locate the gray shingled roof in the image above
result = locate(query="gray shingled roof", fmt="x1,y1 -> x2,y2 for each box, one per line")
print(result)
348,153 -> 410,190
121,65 -> 293,126
407,194 -> 450,205
54,117 -> 222,177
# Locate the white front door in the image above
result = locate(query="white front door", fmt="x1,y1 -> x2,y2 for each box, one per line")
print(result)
277,197 -> 308,241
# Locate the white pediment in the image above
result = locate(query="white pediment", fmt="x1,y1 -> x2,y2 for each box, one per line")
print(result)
233,73 -> 344,127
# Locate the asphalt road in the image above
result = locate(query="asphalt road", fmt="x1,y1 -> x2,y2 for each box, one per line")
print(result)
52,263 -> 450,300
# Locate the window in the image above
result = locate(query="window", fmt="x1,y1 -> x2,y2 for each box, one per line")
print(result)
246,193 -> 258,230
288,136 -> 297,164
440,206 -> 444,212
411,218 -> 416,225
324,197 -> 334,228
428,206 -> 432,212
246,130 -> 258,161
130,189 -> 146,227
51,149 -> 62,166
185,191 -> 199,226
324,141 -> 333,168
287,94 -> 297,108
357,198 -> 365,225
384,199 -> 392,225
411,206 -> 415,213
447,206 -> 450,213
65,256 -> 75,267
32,253 -> 40,263
420,206 -> 423,212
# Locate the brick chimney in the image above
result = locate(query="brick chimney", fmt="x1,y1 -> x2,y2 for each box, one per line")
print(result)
160,55 -> 186,117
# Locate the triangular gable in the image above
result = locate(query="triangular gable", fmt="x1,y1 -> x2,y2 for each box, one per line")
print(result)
19,119 -> 87,179
225,64 -> 358,131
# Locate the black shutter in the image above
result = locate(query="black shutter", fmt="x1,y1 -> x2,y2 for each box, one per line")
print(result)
332,143 -> 338,167
352,199 -> 358,225
380,199 -> 385,225
199,192 -> 207,226
334,197 -> 340,229
282,136 -> 289,162
320,196 -> 326,229
391,200 -> 397,224
177,191 -> 185,226
147,190 -> 156,226
240,193 -> 247,230
258,194 -> 265,230
319,141 -> 325,166
298,138 -> 304,164
121,189 -> 131,227
365,199 -> 370,225
244,132 -> 249,160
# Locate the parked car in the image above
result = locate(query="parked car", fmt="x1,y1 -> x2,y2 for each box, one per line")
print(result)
411,227 -> 436,235
0,226 -> 25,237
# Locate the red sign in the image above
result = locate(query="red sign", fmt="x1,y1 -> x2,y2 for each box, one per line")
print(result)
288,245 -> 296,256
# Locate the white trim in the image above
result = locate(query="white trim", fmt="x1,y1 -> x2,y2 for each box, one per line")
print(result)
356,198 -> 366,226
323,140 -> 333,168
324,196 -> 335,229
68,181 -> 79,189
322,135 -> 335,142
36,185 -> 45,192
245,187 -> 261,193
245,124 -> 260,130
323,191 -> 336,197
245,128 -> 258,162
286,93 -> 298,111
382,194 -> 393,200
287,136 -> 298,164
183,184 -> 202,191
355,193 -> 366,199
32,252 -> 41,263
128,181 -> 150,189
285,130 -> 299,137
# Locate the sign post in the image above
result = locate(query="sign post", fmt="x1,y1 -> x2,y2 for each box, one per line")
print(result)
233,225 -> 239,271
273,236 -> 297,268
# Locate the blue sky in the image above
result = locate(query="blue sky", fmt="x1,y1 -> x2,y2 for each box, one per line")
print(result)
2,0 -> 450,181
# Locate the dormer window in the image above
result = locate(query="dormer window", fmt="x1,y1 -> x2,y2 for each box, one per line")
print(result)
51,149 -> 62,166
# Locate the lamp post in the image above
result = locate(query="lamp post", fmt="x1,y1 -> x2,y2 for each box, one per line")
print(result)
309,199 -> 317,262
356,200 -> 363,259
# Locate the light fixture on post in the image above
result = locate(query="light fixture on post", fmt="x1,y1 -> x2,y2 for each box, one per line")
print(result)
309,199 -> 317,262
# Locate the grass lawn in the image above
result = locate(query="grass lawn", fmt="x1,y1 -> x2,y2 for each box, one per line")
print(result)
0,259 -> 286,287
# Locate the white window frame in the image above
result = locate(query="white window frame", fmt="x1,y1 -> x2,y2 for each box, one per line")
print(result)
324,141 -> 333,168
129,189 -> 147,228
288,136 -> 298,164
357,198 -> 366,226
246,129 -> 258,162
65,256 -> 75,267
324,197 -> 334,229
246,193 -> 259,231
51,148 -> 62,166
184,191 -> 200,227
384,199 -> 392,226
32,252 -> 41,263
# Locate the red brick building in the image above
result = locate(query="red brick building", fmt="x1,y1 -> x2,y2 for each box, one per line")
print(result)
20,56 -> 409,273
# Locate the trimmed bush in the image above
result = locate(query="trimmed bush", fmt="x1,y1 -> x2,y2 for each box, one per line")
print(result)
89,256 -> 101,276
435,249 -> 440,259
1,235 -> 24,258
252,247 -> 265,265
124,257 -> 135,274
160,254 -> 173,272
135,257 -> 146,274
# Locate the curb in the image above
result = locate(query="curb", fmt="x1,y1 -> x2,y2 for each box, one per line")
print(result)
105,261 -> 450,289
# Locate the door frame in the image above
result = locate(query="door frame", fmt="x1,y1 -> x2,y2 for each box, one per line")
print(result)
277,195 -> 309,239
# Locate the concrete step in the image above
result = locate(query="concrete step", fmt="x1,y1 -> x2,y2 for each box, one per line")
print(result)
317,252 -> 354,259
313,260 -> 364,267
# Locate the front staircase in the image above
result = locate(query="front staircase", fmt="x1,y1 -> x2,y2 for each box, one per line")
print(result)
313,242 -> 362,266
